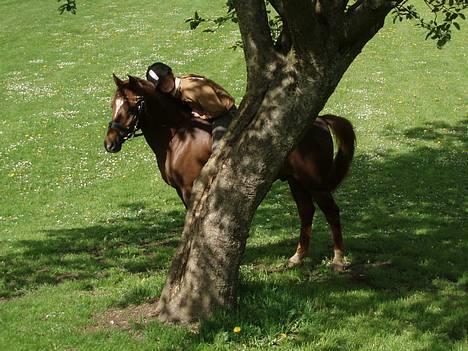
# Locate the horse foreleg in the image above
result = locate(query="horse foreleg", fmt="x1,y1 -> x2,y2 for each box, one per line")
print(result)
312,191 -> 346,271
176,186 -> 192,209
287,179 -> 315,267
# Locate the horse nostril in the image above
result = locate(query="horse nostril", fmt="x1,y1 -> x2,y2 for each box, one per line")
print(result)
104,140 -> 121,153
104,141 -> 115,153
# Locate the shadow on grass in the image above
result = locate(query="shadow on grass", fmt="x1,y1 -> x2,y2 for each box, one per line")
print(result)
196,118 -> 467,348
0,204 -> 184,298
1,119 -> 466,347
249,118 -> 467,282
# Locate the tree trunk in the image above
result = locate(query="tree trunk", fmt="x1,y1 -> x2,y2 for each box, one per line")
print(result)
155,63 -> 347,323
156,0 -> 394,323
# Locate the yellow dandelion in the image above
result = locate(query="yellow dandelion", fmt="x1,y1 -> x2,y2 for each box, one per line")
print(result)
278,333 -> 287,341
233,326 -> 241,333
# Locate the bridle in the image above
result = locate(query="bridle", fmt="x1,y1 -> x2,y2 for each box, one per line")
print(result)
108,96 -> 145,141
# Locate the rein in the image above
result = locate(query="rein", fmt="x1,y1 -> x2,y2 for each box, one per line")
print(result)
108,91 -> 203,145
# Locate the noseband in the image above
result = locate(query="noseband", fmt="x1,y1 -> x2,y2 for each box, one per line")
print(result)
108,97 -> 145,140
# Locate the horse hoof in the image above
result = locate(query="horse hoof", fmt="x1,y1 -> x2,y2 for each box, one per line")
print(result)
331,261 -> 347,272
287,253 -> 303,268
331,263 -> 345,272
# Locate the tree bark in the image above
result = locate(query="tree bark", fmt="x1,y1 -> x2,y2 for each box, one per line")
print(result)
156,1 -> 396,323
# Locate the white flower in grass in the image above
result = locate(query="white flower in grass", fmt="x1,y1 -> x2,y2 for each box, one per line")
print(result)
29,59 -> 44,64
57,61 -> 76,69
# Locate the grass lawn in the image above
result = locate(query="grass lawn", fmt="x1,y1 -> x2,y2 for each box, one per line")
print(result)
0,0 -> 466,350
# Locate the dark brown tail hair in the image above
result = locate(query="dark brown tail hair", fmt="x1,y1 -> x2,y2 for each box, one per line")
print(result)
320,115 -> 356,191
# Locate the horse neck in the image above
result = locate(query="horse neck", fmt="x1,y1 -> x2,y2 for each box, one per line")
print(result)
139,95 -> 189,160
148,93 -> 189,126
140,111 -> 173,159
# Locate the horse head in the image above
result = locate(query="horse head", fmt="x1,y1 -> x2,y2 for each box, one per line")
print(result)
104,74 -> 154,153
104,74 -> 192,153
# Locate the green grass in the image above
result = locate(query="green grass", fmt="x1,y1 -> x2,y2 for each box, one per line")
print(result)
1,0 -> 467,350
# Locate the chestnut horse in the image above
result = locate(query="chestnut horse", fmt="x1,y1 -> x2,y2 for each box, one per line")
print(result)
104,75 -> 356,269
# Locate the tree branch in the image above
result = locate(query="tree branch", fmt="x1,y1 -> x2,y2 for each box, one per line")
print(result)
282,0 -> 323,56
234,0 -> 276,95
344,0 -> 400,52
315,0 -> 348,48
267,0 -> 292,54
274,26 -> 292,54
316,0 -> 348,17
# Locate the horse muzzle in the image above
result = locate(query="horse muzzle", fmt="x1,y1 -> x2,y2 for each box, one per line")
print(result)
104,133 -> 122,153
104,140 -> 122,153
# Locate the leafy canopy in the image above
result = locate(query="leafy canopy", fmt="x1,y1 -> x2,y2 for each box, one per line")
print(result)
57,0 -> 466,48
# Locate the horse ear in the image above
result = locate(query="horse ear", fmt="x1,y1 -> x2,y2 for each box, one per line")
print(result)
128,75 -> 155,96
127,75 -> 139,88
113,73 -> 123,87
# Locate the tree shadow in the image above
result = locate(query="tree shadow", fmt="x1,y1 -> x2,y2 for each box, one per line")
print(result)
1,118 -> 466,346
0,203 -> 184,298
194,118 -> 467,347
247,118 -> 467,282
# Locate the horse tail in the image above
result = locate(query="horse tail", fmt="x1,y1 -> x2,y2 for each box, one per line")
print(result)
320,114 -> 356,191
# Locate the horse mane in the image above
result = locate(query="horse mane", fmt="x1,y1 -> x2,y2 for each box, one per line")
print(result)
144,88 -> 212,133
159,91 -> 192,116
162,94 -> 212,134
115,78 -> 211,133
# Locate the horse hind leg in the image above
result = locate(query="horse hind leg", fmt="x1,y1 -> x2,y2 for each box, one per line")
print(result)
287,179 -> 316,267
311,190 -> 346,271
